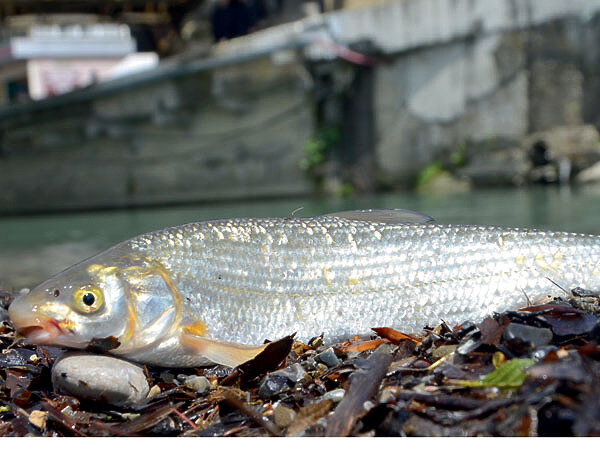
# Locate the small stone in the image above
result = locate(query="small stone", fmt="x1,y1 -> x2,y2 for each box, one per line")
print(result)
317,348 -> 340,367
270,363 -> 307,384
160,371 -> 175,383
503,323 -> 553,351
322,388 -> 345,403
28,410 -> 48,430
379,386 -> 398,404
456,329 -> 482,355
316,363 -> 328,372
52,352 -> 150,407
258,375 -> 291,399
183,375 -> 210,394
273,404 -> 296,428
531,345 -> 557,362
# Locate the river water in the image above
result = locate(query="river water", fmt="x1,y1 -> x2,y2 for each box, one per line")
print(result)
2,185 -> 600,289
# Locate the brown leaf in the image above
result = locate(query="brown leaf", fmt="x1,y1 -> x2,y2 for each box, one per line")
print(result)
287,400 -> 333,436
371,327 -> 421,344
518,303 -> 599,336
477,317 -> 503,346
326,350 -> 393,436
342,338 -> 390,353
28,410 -> 48,430
222,335 -> 294,386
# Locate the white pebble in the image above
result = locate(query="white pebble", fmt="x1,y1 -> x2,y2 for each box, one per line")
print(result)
51,352 -> 150,407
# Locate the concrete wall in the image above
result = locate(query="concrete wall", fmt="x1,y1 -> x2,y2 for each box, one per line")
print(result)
0,52 -> 313,213
370,10 -> 600,184
2,0 -> 600,212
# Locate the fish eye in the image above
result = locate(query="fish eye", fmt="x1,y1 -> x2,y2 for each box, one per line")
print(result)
74,286 -> 104,313
82,293 -> 96,306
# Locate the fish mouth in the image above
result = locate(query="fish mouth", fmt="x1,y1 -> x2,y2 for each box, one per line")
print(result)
18,325 -> 56,345
14,320 -> 87,348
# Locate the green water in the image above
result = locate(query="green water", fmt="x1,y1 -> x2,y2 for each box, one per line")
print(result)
2,186 -> 600,289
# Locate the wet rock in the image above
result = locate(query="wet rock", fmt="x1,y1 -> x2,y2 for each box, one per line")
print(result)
273,404 -> 296,428
51,352 -> 150,407
149,416 -> 180,436
258,375 -> 291,399
576,161 -> 600,184
503,323 -> 553,352
416,170 -> 472,194
523,125 -> 600,170
458,147 -> 530,187
321,388 -> 345,403
531,345 -> 558,363
0,349 -> 37,369
182,375 -> 210,394
317,348 -> 340,368
456,329 -> 482,355
270,363 -> 307,384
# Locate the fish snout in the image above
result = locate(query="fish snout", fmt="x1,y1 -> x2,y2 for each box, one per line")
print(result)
8,294 -> 65,345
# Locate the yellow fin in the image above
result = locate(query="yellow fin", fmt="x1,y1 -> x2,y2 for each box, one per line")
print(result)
182,320 -> 207,336
180,332 -> 267,368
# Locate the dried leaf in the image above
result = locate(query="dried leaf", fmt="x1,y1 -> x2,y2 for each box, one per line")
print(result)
223,335 -> 294,386
543,313 -> 598,337
477,317 -> 503,346
342,338 -> 390,353
287,400 -> 333,436
28,410 -> 48,430
455,358 -> 535,389
519,303 -> 598,337
371,327 -> 421,344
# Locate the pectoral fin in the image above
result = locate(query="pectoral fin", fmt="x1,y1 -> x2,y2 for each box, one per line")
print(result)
181,332 -> 268,368
323,209 -> 434,224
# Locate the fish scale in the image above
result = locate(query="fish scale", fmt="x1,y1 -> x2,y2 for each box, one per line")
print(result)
127,217 -> 600,344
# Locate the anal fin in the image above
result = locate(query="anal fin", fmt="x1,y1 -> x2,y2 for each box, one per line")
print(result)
181,333 -> 267,368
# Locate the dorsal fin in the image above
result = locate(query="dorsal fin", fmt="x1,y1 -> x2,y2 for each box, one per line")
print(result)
323,209 -> 434,224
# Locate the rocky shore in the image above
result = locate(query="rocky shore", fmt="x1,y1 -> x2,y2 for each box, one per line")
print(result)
418,125 -> 600,194
0,289 -> 599,436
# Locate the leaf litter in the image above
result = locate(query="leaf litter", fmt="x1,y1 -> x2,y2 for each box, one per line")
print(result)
0,290 -> 600,436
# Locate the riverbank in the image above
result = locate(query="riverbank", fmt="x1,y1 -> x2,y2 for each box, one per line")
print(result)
0,289 -> 598,436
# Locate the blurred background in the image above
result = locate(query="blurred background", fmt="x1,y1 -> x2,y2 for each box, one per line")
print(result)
2,0 -> 600,288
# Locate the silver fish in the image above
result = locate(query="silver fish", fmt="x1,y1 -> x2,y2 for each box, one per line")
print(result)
8,209 -> 600,367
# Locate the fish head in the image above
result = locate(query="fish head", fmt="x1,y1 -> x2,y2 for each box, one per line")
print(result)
9,247 -> 185,354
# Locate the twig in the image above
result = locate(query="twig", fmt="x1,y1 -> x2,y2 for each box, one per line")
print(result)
171,407 -> 200,432
325,349 -> 393,436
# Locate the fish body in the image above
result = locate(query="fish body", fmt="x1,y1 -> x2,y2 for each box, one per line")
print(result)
9,210 -> 600,367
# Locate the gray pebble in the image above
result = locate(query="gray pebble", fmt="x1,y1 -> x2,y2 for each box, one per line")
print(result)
258,375 -> 291,399
273,404 -> 296,429
317,348 -> 340,367
504,323 -> 553,349
51,352 -> 149,407
271,363 -> 307,384
183,375 -> 210,393
321,388 -> 345,403
273,404 -> 296,428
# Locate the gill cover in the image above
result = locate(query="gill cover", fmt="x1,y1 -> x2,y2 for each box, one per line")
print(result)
9,247 -> 184,355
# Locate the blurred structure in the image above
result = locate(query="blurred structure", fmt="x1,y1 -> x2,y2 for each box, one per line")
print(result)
2,0 -> 600,214
0,19 -> 161,104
